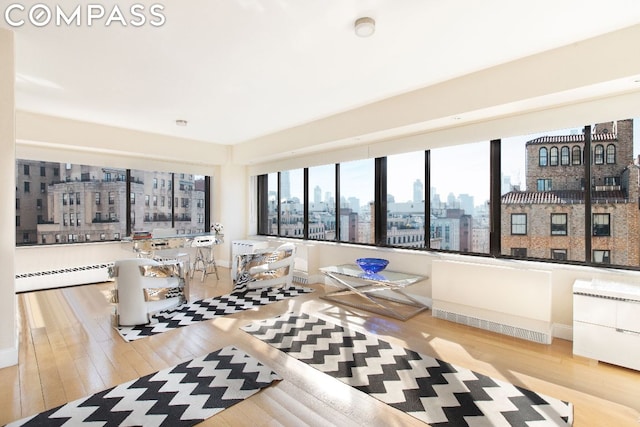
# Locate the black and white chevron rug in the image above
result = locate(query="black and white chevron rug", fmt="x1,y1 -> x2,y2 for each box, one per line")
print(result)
117,284 -> 313,341
242,312 -> 573,426
7,346 -> 280,427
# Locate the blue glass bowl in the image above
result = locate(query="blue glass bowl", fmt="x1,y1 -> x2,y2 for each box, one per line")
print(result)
355,258 -> 389,274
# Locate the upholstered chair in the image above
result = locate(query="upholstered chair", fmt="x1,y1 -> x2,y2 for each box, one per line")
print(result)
234,243 -> 296,290
112,258 -> 184,326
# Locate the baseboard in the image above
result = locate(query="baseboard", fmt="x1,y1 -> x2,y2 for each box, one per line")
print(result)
0,341 -> 18,368
553,323 -> 573,341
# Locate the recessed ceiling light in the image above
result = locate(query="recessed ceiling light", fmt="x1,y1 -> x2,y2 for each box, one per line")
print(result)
176,119 -> 188,126
354,17 -> 375,37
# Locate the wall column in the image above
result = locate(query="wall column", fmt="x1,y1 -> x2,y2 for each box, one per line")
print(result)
0,28 -> 17,367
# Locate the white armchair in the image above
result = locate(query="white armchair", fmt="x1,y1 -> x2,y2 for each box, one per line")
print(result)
112,258 -> 185,326
234,243 -> 296,290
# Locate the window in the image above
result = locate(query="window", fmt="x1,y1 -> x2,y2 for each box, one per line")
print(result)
537,179 -> 552,191
550,213 -> 567,235
549,147 -> 558,166
387,151 -> 426,249
551,249 -> 567,260
256,118 -> 638,268
604,176 -> 619,186
153,178 -> 158,189
560,146 -> 570,165
16,159 -> 211,246
594,144 -> 604,165
280,169 -> 304,237
593,250 -> 610,264
308,164 -> 336,241
539,147 -> 548,166
145,195 -> 150,206
593,213 -> 610,236
606,144 -> 616,164
572,145 -> 581,165
432,141 -> 489,253
15,216 -> 20,226
511,213 -> 527,235
511,248 -> 527,257
339,159 -> 374,244
24,182 -> 30,193
23,165 -> 29,175
40,166 -> 45,177
153,195 -> 157,206
40,183 -> 46,193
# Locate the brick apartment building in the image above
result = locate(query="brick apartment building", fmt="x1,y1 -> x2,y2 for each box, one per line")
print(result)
501,119 -> 640,266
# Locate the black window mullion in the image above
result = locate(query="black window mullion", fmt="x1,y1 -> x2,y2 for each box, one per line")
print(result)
584,125 -> 592,262
257,174 -> 268,235
126,169 -> 131,236
170,172 -> 175,228
277,172 -> 282,236
375,157 -> 387,246
490,139 -> 501,255
425,150 -> 430,249
204,176 -> 211,232
303,168 -> 309,240
335,163 -> 340,242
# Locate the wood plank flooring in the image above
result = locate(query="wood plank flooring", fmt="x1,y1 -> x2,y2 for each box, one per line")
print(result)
2,268 -> 639,426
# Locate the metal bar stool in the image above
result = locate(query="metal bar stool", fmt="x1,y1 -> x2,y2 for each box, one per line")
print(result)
191,235 -> 220,281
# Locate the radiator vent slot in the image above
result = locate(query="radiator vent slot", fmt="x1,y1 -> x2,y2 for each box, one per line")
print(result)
432,308 -> 551,344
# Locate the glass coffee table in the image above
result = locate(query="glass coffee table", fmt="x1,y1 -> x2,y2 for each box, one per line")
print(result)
320,264 -> 428,320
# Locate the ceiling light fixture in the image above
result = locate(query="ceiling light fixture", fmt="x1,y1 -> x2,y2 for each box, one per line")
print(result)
175,119 -> 188,126
354,17 -> 375,38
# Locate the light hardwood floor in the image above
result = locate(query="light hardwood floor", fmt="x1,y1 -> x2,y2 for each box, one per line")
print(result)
2,268 -> 639,426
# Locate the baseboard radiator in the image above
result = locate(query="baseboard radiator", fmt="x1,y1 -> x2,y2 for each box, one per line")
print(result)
431,260 -> 553,344
15,263 -> 114,293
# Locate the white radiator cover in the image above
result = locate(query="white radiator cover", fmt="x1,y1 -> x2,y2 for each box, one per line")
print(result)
15,263 -> 113,293
431,260 -> 553,344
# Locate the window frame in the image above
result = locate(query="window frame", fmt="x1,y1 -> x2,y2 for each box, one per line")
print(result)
550,213 -> 568,236
592,213 -> 610,236
510,213 -> 527,235
539,147 -> 548,166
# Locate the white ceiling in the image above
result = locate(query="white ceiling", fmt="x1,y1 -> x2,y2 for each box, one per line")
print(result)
4,0 -> 640,145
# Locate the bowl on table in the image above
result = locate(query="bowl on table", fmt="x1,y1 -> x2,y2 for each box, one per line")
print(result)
355,258 -> 389,275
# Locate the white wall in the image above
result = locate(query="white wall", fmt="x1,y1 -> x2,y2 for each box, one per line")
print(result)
243,235 -> 640,341
0,29 -> 17,368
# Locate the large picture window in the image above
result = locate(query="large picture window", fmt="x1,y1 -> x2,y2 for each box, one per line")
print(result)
256,117 -> 639,270
339,159 -> 374,244
16,160 -> 210,245
308,164 -> 336,241
386,151 -> 426,249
